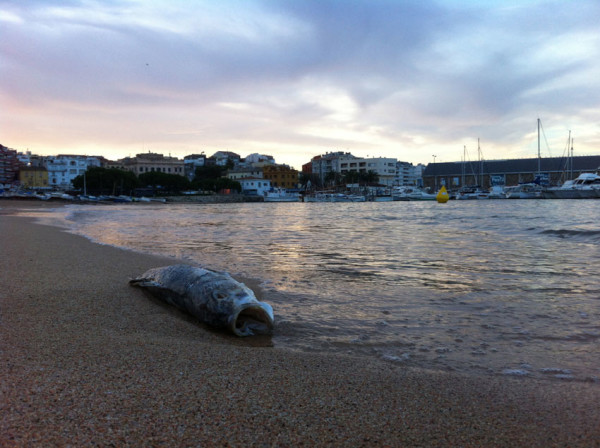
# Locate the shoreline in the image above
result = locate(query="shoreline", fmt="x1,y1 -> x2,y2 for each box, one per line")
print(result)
1,202 -> 599,446
0,193 -> 264,205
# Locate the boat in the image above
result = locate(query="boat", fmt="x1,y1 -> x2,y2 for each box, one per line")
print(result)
304,191 -> 332,202
541,129 -> 600,199
49,192 -> 75,201
506,118 -> 558,199
487,185 -> 508,199
392,186 -> 436,201
264,188 -> 300,202
304,192 -> 365,202
505,119 -> 548,199
504,183 -> 543,199
542,170 -> 600,199
330,193 -> 365,202
456,139 -> 490,199
112,195 -> 133,203
455,186 -> 489,200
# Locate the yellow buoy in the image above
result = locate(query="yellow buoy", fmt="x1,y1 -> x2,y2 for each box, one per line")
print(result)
436,185 -> 449,203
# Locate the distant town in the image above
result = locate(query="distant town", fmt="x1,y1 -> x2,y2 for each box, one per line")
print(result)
1,143 -> 599,201
0,145 -> 424,194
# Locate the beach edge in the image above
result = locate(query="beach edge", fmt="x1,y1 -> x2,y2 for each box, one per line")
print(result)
1,203 -> 598,446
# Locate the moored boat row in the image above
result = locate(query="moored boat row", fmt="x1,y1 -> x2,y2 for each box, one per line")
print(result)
4,168 -> 599,204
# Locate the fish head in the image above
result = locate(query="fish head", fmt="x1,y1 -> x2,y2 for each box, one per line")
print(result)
202,276 -> 274,337
231,299 -> 274,337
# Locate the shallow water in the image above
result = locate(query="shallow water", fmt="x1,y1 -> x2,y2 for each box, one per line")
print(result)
17,199 -> 600,382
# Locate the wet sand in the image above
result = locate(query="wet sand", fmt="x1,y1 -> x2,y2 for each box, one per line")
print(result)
1,200 -> 599,446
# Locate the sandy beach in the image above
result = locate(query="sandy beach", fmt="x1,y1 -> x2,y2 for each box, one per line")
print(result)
1,200 -> 599,447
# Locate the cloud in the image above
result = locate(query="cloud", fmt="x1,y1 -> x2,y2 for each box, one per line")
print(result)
1,0 -> 599,167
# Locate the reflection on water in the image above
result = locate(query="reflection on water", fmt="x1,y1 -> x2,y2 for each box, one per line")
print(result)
22,199 -> 600,382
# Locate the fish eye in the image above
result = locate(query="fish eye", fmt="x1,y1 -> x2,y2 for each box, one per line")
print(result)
213,291 -> 227,300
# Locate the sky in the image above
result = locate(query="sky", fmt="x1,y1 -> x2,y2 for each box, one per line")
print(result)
1,0 -> 599,170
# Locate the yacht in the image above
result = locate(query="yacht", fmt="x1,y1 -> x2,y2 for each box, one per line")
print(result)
505,183 -> 543,199
392,186 -> 436,201
455,186 -> 489,200
542,170 -> 600,199
264,188 -> 300,202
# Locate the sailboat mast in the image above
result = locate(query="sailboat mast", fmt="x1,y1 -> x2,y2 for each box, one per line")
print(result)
478,138 -> 482,186
570,135 -> 574,181
462,145 -> 466,187
537,118 -> 541,174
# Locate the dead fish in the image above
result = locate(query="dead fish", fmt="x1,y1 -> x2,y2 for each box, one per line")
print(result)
130,264 -> 274,336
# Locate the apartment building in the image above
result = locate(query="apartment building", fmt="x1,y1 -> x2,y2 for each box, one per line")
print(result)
116,152 -> 185,176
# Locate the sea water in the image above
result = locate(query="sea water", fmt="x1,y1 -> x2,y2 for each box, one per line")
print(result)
17,200 -> 600,382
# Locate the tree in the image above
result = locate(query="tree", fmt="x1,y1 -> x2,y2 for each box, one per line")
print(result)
72,167 -> 139,195
193,165 -> 226,181
190,164 -> 240,192
299,172 -> 321,189
361,170 -> 379,184
324,171 -> 338,187
215,177 -> 241,193
343,170 -> 360,184
138,171 -> 190,193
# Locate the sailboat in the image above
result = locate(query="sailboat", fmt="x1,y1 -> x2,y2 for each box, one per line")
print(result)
505,119 -> 545,199
456,139 -> 490,199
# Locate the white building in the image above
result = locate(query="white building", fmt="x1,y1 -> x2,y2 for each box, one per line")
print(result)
239,177 -> 271,196
183,154 -> 206,180
311,152 -> 399,186
413,163 -> 426,187
395,161 -> 423,186
211,151 -> 241,166
338,156 -> 397,186
45,155 -> 102,189
227,167 -> 263,181
16,151 -> 32,166
311,151 -> 353,184
115,152 -> 184,177
244,153 -> 275,165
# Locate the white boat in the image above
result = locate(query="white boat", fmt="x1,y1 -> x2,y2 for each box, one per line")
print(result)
455,139 -> 490,199
49,192 -> 75,200
504,183 -> 543,199
487,185 -> 508,199
505,120 -> 550,199
264,188 -> 300,202
304,192 -> 365,202
455,186 -> 490,200
328,193 -> 365,202
542,171 -> 600,199
304,192 -> 332,202
338,193 -> 365,202
112,195 -> 133,203
392,186 -> 436,201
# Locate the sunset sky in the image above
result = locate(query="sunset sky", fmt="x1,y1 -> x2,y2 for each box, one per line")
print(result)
2,0 -> 599,169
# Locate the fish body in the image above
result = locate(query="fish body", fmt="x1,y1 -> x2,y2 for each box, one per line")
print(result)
130,265 -> 274,336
